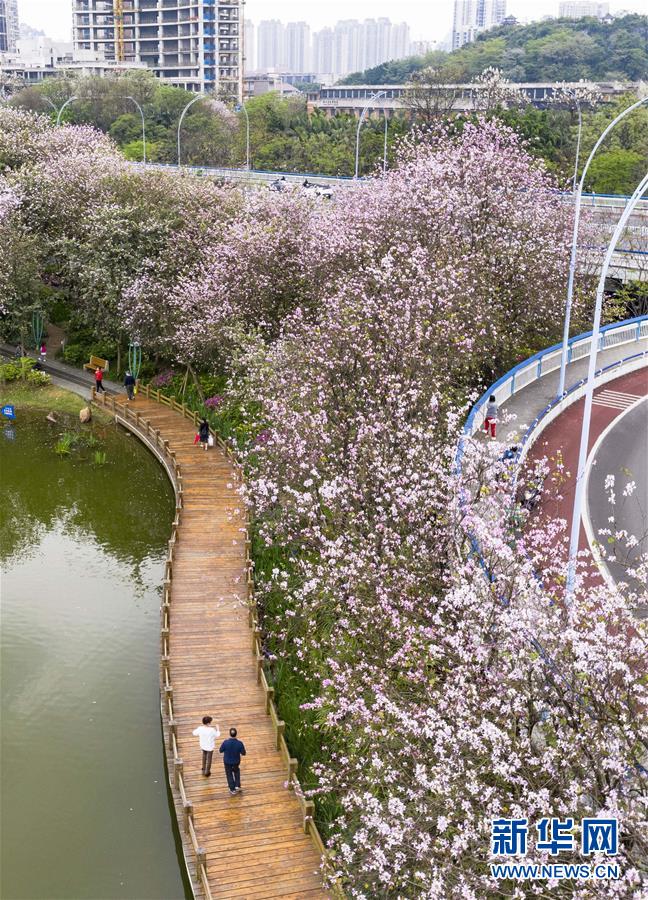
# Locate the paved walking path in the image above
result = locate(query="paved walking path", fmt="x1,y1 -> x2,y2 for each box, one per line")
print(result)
526,368 -> 648,612
495,337 -> 648,447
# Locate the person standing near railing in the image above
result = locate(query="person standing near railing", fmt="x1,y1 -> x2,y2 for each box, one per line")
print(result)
94,366 -> 106,394
484,394 -> 498,438
124,370 -> 136,401
193,715 -> 221,777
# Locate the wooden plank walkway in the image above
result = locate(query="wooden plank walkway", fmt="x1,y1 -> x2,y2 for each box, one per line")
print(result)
93,391 -> 328,900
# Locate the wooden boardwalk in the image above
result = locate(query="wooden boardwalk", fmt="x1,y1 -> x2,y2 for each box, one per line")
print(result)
93,391 -> 328,900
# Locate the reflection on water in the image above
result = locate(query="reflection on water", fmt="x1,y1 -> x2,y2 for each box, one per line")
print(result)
0,410 -> 189,900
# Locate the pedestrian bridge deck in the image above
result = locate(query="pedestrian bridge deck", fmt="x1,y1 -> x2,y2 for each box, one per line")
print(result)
93,391 -> 327,900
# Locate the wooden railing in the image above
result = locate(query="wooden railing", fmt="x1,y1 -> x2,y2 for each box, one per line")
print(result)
137,385 -> 335,860
94,384 -> 339,898
92,388 -> 212,899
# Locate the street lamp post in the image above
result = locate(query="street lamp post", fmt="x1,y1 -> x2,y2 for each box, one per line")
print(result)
355,90 -> 387,179
556,95 -> 648,400
56,96 -> 78,127
565,168 -> 648,597
124,95 -> 147,165
235,102 -> 250,170
572,97 -> 582,193
177,92 -> 205,166
383,113 -> 389,176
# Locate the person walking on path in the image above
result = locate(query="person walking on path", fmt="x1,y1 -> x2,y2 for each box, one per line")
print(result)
198,417 -> 210,451
124,370 -> 136,401
484,394 -> 498,439
193,716 -> 221,776
220,727 -> 246,795
94,366 -> 106,394
39,342 -> 47,363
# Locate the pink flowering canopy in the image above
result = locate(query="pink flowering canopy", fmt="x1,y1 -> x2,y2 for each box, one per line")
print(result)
1,108 -> 645,897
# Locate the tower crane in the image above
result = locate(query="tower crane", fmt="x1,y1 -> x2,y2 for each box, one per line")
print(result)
114,0 -> 125,63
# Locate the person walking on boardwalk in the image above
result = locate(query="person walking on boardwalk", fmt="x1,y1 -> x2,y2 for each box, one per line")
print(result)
198,417 -> 210,452
124,370 -> 136,401
193,716 -> 221,777
94,366 -> 106,394
220,727 -> 246,795
39,342 -> 47,362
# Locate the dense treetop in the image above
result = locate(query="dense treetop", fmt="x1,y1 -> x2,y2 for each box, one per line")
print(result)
341,14 -> 648,85
1,108 -> 646,898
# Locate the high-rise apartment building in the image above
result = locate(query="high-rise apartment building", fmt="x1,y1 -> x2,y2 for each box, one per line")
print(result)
71,1 -> 243,99
558,1 -> 609,18
244,18 -> 255,71
285,21 -> 310,73
257,19 -> 285,71
0,0 -> 19,53
452,0 -> 506,50
312,27 -> 334,76
249,16 -> 415,80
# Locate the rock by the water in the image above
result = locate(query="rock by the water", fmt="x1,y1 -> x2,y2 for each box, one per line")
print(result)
46,412 -> 58,423
79,407 -> 92,423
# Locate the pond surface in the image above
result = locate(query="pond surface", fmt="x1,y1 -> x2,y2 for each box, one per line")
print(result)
0,410 -> 189,900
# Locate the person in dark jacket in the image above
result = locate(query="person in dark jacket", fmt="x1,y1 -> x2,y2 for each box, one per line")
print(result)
198,417 -> 210,451
124,370 -> 136,401
219,727 -> 246,795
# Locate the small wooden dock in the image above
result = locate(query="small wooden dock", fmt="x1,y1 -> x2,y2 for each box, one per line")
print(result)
93,390 -> 328,900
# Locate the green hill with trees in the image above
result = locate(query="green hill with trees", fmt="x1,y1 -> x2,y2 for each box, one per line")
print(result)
342,13 -> 648,84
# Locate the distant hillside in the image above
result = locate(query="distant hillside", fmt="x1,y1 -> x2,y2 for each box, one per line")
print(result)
341,14 -> 648,85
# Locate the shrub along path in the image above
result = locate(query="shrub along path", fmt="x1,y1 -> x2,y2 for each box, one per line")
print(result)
94,390 -> 327,899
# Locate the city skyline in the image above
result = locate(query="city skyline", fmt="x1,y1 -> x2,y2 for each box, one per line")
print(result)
13,0 -> 648,47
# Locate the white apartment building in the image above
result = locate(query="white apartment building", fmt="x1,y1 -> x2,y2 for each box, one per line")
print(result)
72,1 -> 244,99
0,0 -> 19,53
558,2 -> 610,18
285,21 -> 310,73
244,18 -> 255,71
452,0 -> 507,50
257,19 -> 285,71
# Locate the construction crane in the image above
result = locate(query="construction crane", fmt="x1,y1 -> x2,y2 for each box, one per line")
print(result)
114,0 -> 125,63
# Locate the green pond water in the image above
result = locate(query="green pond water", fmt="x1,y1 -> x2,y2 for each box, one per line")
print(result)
0,409 -> 189,900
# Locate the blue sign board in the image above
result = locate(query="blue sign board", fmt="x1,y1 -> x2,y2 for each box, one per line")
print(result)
1,404 -> 16,420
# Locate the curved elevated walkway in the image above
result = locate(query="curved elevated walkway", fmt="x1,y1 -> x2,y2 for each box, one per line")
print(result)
93,391 -> 328,900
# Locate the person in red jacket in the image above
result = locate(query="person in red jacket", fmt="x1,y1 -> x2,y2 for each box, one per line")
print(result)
94,366 -> 106,393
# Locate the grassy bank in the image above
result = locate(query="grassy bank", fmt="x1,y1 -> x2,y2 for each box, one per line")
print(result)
0,382 -> 110,419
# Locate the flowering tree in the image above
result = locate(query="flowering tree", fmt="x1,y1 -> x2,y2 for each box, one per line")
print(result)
3,107 -> 644,897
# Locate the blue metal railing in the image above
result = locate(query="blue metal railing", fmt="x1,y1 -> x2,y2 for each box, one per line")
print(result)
454,316 -> 648,745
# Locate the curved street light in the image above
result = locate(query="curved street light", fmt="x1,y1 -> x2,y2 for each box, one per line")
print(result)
355,90 -> 387,179
124,95 -> 147,165
177,92 -> 205,167
56,96 -> 78,127
556,95 -> 648,399
565,167 -> 648,597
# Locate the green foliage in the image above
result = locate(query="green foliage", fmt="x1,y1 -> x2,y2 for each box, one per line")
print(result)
585,148 -> 645,194
26,369 -> 51,386
0,357 -> 50,385
344,13 -> 648,84
54,432 -> 74,455
54,428 -> 104,459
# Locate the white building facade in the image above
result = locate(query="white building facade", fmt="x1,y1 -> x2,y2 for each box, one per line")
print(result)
452,0 -> 507,50
558,2 -> 610,18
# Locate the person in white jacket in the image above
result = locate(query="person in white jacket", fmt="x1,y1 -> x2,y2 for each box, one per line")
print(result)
192,715 -> 221,776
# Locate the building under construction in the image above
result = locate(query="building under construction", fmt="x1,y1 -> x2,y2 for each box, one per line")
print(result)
72,0 -> 243,100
